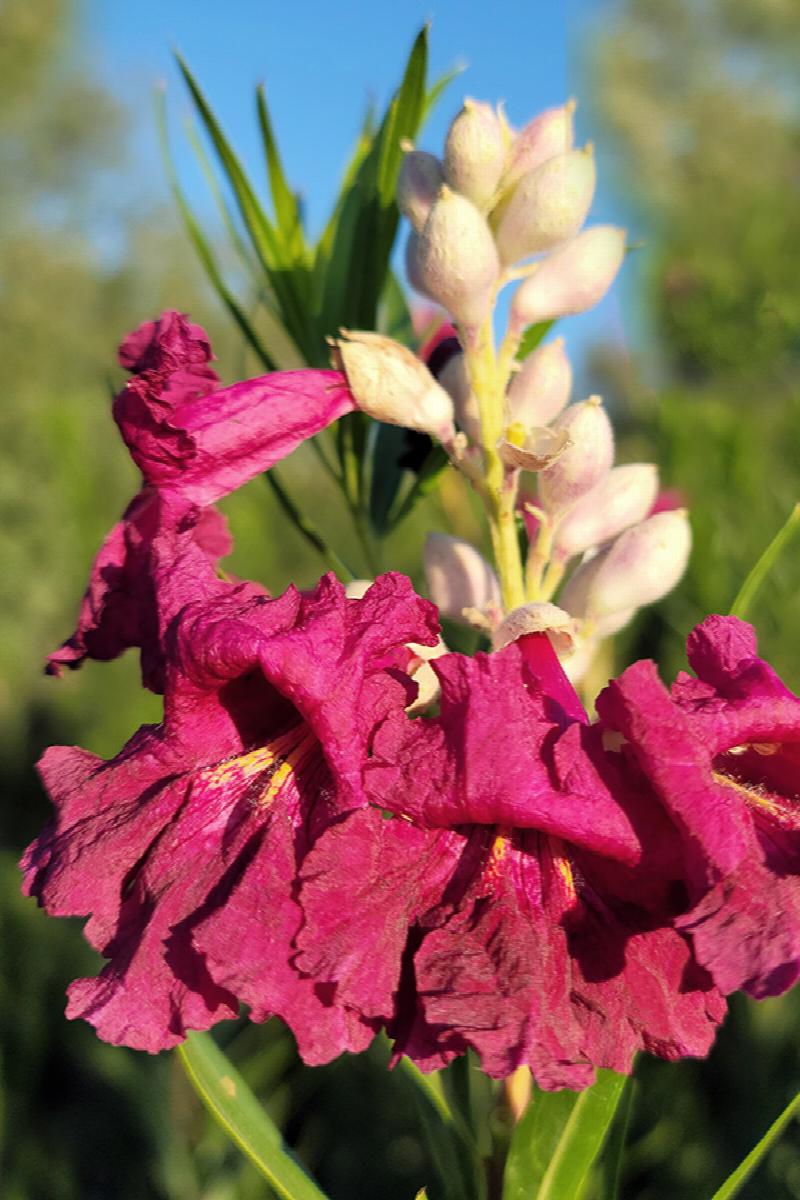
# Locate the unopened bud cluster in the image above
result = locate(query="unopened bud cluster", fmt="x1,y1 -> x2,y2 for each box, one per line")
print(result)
399,99 -> 625,338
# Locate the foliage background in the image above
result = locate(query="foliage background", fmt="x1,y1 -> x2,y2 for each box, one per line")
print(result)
2,0 -> 800,1196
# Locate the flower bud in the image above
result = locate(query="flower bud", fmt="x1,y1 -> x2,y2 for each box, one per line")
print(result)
502,100 -> 576,193
424,533 -> 501,624
509,225 -> 626,332
494,147 -> 596,265
330,330 -> 455,441
560,511 -> 692,619
438,351 -> 482,442
444,99 -> 507,211
416,186 -> 501,331
406,639 -> 449,714
537,397 -> 614,514
397,145 -> 444,234
551,463 -> 659,563
506,336 -> 572,430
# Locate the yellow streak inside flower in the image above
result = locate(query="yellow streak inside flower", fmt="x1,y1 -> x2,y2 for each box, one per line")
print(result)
204,725 -> 316,808
712,768 -> 779,815
555,854 -> 577,900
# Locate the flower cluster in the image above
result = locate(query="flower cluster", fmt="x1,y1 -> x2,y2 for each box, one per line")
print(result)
22,96 -> 800,1094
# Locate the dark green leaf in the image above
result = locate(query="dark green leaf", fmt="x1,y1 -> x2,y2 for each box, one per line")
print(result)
390,444 -> 450,528
369,422 -> 412,536
177,1031 -> 330,1200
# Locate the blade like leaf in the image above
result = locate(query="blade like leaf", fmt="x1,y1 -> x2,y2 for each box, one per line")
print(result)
256,83 -> 308,264
177,1031 -> 330,1200
516,320 -> 556,362
502,1071 -> 627,1200
711,1088 -> 800,1200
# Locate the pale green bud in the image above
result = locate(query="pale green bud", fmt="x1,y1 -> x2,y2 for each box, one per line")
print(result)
560,510 -> 692,619
330,330 -> 455,442
494,147 -> 596,265
509,225 -> 626,331
502,100 -> 576,193
506,336 -> 572,430
551,463 -> 659,563
397,144 -> 445,234
416,186 -> 500,331
538,397 -> 614,514
424,533 -> 501,625
444,98 -> 507,211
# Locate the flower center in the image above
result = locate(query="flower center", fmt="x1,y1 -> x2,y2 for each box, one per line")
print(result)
712,742 -> 800,829
202,723 -> 321,809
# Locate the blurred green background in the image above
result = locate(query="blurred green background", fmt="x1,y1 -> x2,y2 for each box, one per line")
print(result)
3,0 -> 800,1196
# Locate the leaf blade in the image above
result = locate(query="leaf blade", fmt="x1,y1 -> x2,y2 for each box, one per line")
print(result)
178,1031 -> 330,1200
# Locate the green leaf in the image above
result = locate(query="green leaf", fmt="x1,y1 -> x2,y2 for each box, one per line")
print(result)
516,320 -> 556,362
177,1031 -> 330,1200
395,1056 -> 480,1200
256,83 -> 307,263
176,55 -> 314,359
503,1071 -> 627,1200
710,1088 -> 800,1200
729,501 -> 800,619
599,1078 -> 636,1200
318,26 -> 428,336
155,88 -> 286,371
423,62 -> 464,121
369,422 -> 413,536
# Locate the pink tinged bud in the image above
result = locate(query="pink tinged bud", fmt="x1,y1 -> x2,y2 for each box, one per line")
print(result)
424,533 -> 501,624
415,187 -> 501,331
551,462 -> 659,563
405,231 -> 428,296
444,98 -> 507,211
509,225 -> 626,330
506,336 -> 572,429
537,397 -> 614,514
494,147 -> 596,266
330,331 -> 455,441
438,352 -> 482,442
397,146 -> 445,234
502,100 -> 576,192
560,510 -> 692,619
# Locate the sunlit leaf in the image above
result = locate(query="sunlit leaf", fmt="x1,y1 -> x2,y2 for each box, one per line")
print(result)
710,1088 -> 800,1200
729,501 -> 800,619
178,1031 -> 330,1200
256,83 -> 308,264
503,1071 -> 627,1200
516,320 -> 556,362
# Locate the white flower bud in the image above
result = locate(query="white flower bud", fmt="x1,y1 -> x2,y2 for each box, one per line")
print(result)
506,336 -> 572,430
397,146 -> 444,234
416,186 -> 501,331
560,511 -> 692,619
330,330 -> 455,441
344,579 -> 373,600
551,463 -> 659,563
424,533 -> 501,624
444,99 -> 507,211
537,397 -> 614,514
492,602 -> 578,654
438,351 -> 481,442
494,147 -> 596,265
502,100 -> 576,193
509,225 -> 626,332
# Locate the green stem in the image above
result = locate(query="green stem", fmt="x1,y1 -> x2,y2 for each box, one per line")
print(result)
729,501 -> 800,619
464,318 -> 526,613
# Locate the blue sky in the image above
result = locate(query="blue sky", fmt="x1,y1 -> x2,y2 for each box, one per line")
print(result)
80,0 -> 636,377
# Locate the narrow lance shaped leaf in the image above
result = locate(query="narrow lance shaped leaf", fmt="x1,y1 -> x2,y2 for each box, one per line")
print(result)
711,1088 -> 800,1200
176,54 -> 315,359
178,1031 -> 331,1200
319,25 -> 428,335
256,82 -> 308,265
502,1070 -> 627,1200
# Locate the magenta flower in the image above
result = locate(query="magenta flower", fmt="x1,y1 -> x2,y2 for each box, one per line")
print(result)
48,311 -> 355,686
597,614 -> 800,999
22,573 -> 439,1058
296,632 -> 724,1087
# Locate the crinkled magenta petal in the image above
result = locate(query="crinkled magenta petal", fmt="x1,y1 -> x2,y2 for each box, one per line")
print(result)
46,491 -> 235,692
295,808 -> 463,1021
366,637 -> 639,862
